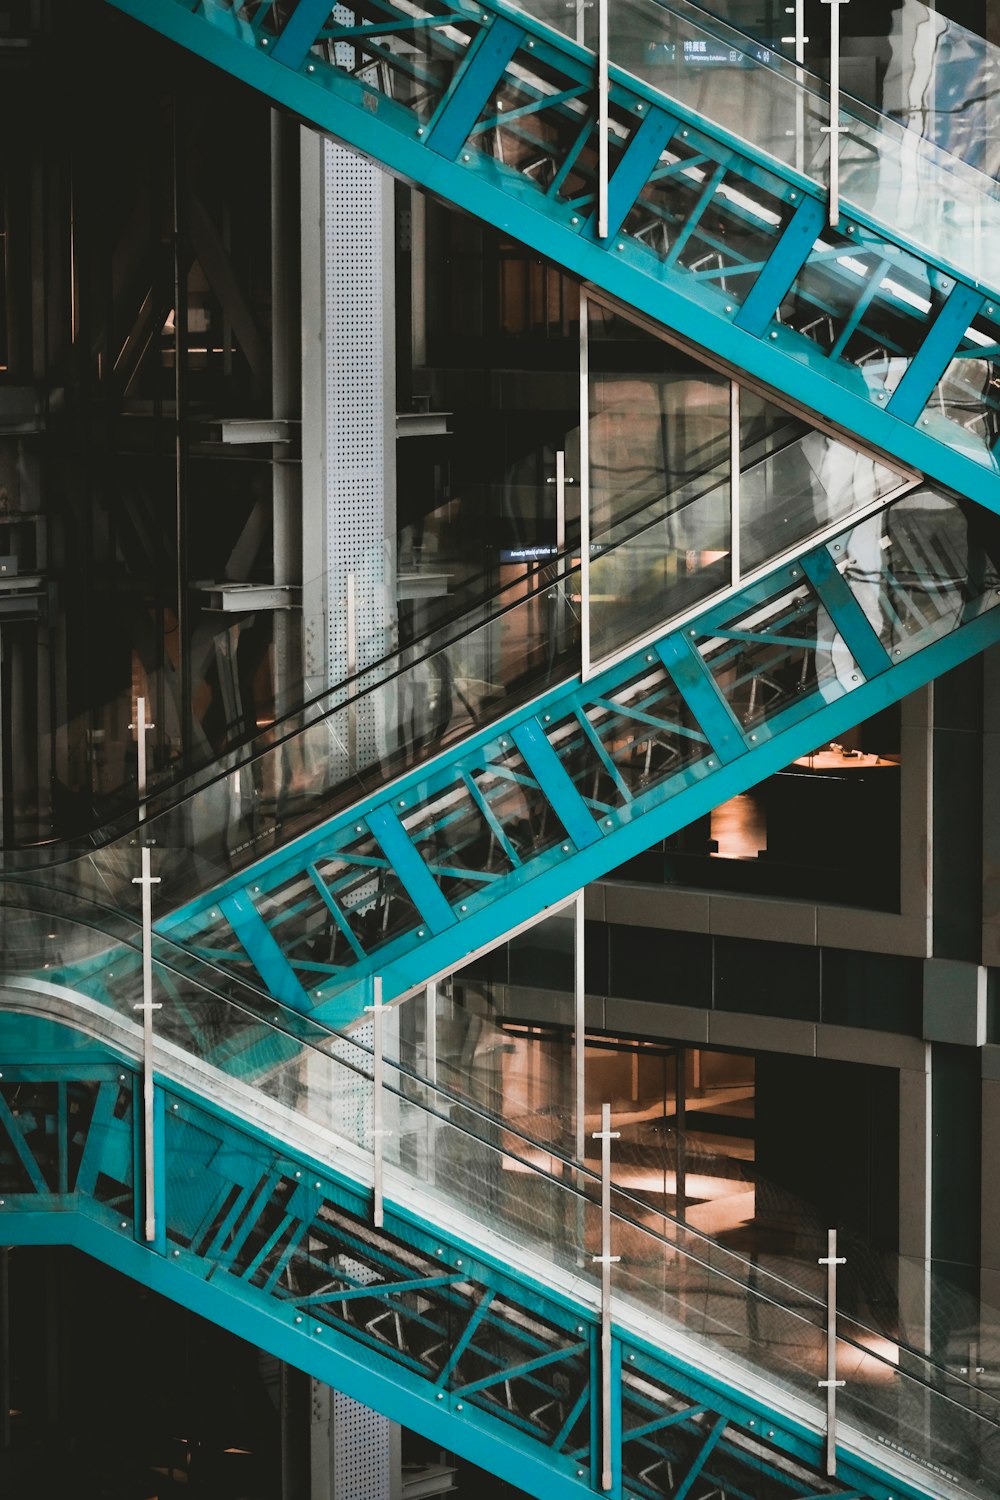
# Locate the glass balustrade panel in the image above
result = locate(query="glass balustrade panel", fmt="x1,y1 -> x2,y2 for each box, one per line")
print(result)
60,565 -> 582,931
739,390 -> 906,576
8,897 -> 1000,1490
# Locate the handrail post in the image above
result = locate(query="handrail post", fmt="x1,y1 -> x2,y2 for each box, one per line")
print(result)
580,438 -> 592,680
818,1228 -> 847,1475
566,0 -> 591,48
366,974 -> 385,1228
553,449 -> 568,656
579,293 -> 592,680
592,1102 -> 621,1491
130,696 -> 161,1244
596,0 -> 609,240
729,381 -> 741,589
346,569 -> 358,764
574,893 -> 586,1166
782,0 -> 808,175
821,0 -> 850,227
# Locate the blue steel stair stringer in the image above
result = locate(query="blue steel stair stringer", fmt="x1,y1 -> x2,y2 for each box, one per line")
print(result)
0,1020 -> 975,1500
26,491 -> 1000,1031
103,0 -> 1000,514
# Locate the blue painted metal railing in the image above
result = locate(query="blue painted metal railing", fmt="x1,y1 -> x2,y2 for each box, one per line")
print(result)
3,486 -> 1000,1031
0,1010 -> 993,1500
105,0 -> 1000,512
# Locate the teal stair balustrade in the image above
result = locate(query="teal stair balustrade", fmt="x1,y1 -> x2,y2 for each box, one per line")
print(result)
0,1008 -> 996,1500
104,0 -> 1000,514
4,486 -> 1000,1030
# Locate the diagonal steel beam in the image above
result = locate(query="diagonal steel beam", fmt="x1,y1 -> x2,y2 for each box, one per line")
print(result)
452,1338 -> 588,1397
270,0 -> 334,68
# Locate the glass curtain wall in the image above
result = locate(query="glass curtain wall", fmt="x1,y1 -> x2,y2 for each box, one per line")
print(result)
586,304 -> 732,659
585,296 -> 906,666
0,44 -> 916,857
390,913 -> 918,1351
397,189 -> 583,633
0,14 -> 294,848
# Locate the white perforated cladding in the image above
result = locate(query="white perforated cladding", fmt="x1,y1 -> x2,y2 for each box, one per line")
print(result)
333,2 -> 354,68
317,1019 -> 373,1146
333,1389 -> 393,1498
322,137 -> 391,766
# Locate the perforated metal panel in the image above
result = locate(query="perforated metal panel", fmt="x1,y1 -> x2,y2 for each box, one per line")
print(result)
321,136 -> 396,767
317,1018 -> 374,1145
332,1389 -> 394,1499
332,2 -> 355,69
311,1379 -> 396,1500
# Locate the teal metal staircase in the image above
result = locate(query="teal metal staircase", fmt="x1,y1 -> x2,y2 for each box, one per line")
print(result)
105,0 -> 1000,514
6,485 -> 997,1030
2,483 -> 999,1500
0,1006 -> 997,1500
4,11 -> 1000,1496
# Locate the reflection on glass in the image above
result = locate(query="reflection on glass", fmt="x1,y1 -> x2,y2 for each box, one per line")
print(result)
291,0 -> 480,125
699,572 -> 849,728
864,488 -> 1000,660
740,389 -> 903,574
589,304 -> 730,659
522,0 -> 831,176
18,995 -> 989,1500
10,875 -> 1000,1485
513,0 -> 1000,284
549,662 -> 710,818
394,904 -> 578,1158
587,308 -> 909,664
924,337 -> 1000,458
879,1 -> 999,178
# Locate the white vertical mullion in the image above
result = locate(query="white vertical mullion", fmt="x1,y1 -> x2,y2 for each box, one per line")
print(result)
592,1102 -> 620,1492
794,0 -> 806,175
574,892 -> 586,1165
597,0 -> 609,241
555,448 -> 566,553
370,974 -> 384,1229
132,695 -> 160,1245
580,293 -> 592,680
730,381 -> 741,589
424,980 -> 438,1085
822,0 -> 848,227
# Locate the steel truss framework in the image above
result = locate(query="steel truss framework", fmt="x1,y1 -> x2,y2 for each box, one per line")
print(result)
0,1025 -> 930,1500
106,0 -> 1000,512
21,491 -> 1000,1034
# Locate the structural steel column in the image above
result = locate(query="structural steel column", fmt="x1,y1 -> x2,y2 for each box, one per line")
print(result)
295,135 -> 403,1497
271,109 -> 303,719
310,1381 -> 401,1500
300,136 -> 397,717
